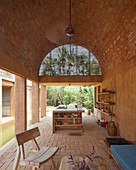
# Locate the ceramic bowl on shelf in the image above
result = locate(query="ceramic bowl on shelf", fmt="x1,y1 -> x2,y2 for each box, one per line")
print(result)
63,122 -> 69,125
64,115 -> 69,118
58,122 -> 62,125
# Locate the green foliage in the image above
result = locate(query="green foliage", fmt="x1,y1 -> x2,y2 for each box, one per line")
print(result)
79,86 -> 94,112
41,47 -> 101,76
46,86 -> 94,113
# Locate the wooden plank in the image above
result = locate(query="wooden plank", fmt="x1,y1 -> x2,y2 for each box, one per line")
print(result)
32,139 -> 40,151
53,110 -> 84,113
16,127 -> 40,146
99,140 -> 110,153
95,108 -> 115,117
109,151 -> 123,170
55,117 -> 82,119
50,158 -> 55,168
55,124 -> 82,127
25,147 -> 49,162
13,147 -> 21,170
55,129 -> 83,133
98,92 -> 115,95
98,92 -> 110,95
39,75 -> 102,84
21,144 -> 25,159
29,147 -> 58,164
97,101 -> 110,105
2,79 -> 14,87
40,83 -> 99,86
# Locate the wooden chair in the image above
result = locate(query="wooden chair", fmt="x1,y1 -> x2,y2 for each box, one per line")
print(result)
13,127 -> 59,170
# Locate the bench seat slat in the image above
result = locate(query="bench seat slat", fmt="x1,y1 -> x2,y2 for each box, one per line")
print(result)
25,147 -> 49,162
30,147 -> 58,164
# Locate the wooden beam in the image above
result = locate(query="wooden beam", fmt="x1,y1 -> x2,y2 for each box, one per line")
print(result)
39,75 -> 102,86
2,79 -> 14,87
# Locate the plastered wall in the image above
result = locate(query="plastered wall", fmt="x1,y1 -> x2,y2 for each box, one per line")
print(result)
15,76 -> 27,133
32,82 -> 39,124
40,85 -> 46,118
102,56 -> 136,141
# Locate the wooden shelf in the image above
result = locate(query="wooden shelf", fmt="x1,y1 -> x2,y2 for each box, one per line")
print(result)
96,108 -> 115,117
55,129 -> 83,133
94,86 -> 115,121
97,101 -> 110,105
55,117 -> 82,120
53,110 -> 84,113
55,124 -> 82,127
53,109 -> 83,133
99,110 -> 110,116
98,92 -> 115,95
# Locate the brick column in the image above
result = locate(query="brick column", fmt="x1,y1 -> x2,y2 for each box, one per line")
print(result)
0,77 -> 2,123
10,83 -> 15,117
41,85 -> 46,118
32,82 -> 39,124
15,76 -> 27,133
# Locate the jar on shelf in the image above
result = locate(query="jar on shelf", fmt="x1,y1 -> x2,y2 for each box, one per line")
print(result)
73,119 -> 76,124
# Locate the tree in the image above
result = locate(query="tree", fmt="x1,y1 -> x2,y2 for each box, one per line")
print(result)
46,86 -> 94,113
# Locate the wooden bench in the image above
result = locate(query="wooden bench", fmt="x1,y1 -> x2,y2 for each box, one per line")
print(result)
13,127 -> 59,170
99,139 -> 136,170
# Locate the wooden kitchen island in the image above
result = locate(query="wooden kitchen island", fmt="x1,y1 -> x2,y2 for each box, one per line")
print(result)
52,108 -> 84,133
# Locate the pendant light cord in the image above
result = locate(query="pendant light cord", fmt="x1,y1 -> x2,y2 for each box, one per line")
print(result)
69,0 -> 72,62
69,0 -> 72,54
69,0 -> 71,25
70,36 -> 71,55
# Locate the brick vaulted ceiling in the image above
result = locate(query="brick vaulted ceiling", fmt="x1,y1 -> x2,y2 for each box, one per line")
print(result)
0,0 -> 135,80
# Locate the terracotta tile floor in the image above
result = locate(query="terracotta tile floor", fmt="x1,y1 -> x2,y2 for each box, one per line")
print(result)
0,113 -> 119,170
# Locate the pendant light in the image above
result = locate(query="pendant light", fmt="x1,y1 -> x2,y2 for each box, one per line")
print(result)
65,0 -> 75,67
65,0 -> 75,36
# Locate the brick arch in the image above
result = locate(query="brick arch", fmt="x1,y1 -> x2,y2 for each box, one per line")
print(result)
38,43 -> 103,75
39,44 -> 102,76
0,0 -> 135,81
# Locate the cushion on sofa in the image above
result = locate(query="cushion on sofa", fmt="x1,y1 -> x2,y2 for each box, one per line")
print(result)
111,145 -> 136,170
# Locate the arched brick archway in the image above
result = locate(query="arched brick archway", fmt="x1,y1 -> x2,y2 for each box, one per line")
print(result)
39,44 -> 102,76
0,0 -> 135,81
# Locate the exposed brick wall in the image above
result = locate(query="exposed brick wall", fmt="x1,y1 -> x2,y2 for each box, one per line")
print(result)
0,0 -> 135,78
